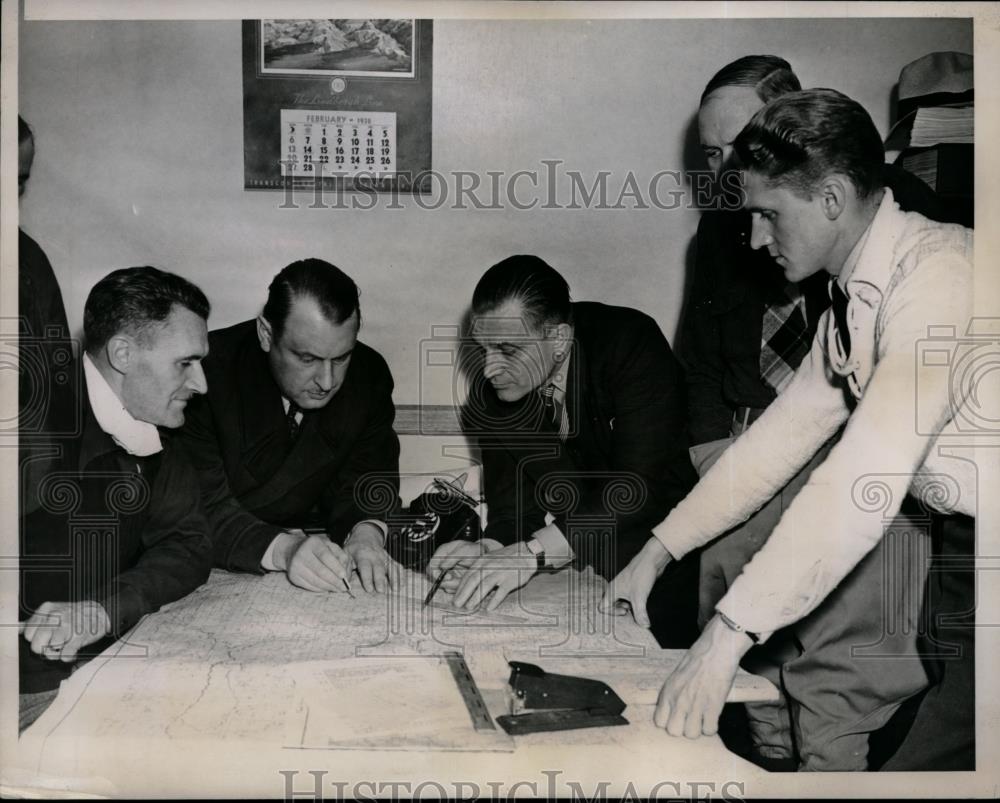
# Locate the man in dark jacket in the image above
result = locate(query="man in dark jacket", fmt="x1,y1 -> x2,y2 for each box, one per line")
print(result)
18,115 -> 80,516
20,267 -> 215,732
428,255 -> 697,630
179,259 -> 401,594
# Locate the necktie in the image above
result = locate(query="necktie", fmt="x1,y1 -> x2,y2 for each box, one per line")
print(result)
539,383 -> 567,440
286,401 -> 302,441
760,281 -> 810,395
540,383 -> 557,426
829,280 -> 852,357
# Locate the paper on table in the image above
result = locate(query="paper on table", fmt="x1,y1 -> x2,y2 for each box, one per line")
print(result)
502,650 -> 780,705
284,655 -> 514,752
19,567 -> 658,775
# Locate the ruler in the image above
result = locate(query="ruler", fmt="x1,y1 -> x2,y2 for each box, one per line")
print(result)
444,652 -> 496,732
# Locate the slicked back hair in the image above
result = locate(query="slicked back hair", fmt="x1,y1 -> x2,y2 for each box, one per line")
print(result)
472,255 -> 572,333
84,267 -> 210,354
734,88 -> 885,200
261,258 -> 360,342
700,55 -> 801,106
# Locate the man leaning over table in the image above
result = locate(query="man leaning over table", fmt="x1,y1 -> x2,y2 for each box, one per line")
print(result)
20,267 -> 215,732
678,55 -> 953,772
179,259 -> 401,594
427,255 -> 698,645
603,89 -> 976,771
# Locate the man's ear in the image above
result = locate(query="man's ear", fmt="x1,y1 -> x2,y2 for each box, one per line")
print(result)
256,315 -> 274,353
105,334 -> 132,375
819,175 -> 850,221
547,321 -> 572,359
555,321 -> 573,350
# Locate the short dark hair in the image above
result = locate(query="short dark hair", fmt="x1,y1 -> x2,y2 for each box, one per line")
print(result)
471,255 -> 572,331
19,115 -> 33,144
261,258 -> 360,342
84,266 -> 211,354
734,89 -> 885,200
700,55 -> 801,106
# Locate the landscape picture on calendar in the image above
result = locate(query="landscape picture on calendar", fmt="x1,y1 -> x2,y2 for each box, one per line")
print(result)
261,20 -> 415,77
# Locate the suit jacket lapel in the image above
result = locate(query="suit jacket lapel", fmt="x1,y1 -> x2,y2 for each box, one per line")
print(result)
520,340 -> 582,489
236,340 -> 291,487
237,349 -> 347,513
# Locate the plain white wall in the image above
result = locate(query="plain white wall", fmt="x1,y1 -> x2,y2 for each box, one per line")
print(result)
18,17 -> 973,404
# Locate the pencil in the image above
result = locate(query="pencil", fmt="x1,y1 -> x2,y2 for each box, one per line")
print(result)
423,570 -> 447,608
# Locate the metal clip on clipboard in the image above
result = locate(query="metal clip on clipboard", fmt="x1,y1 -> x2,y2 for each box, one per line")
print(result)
496,661 -> 629,735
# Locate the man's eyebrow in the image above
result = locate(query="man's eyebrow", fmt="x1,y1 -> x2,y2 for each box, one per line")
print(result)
293,346 -> 355,361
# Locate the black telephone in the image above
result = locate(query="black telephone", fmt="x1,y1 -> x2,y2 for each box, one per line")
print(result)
386,474 -> 483,571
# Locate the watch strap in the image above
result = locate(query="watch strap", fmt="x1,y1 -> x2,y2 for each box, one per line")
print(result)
525,538 -> 546,571
717,610 -> 760,644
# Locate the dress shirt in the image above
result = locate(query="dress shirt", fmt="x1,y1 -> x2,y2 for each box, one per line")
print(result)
652,189 -> 975,641
526,352 -> 576,568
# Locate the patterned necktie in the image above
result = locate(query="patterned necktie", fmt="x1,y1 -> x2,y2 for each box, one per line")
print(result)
286,401 -> 302,441
760,281 -> 810,395
829,279 -> 852,357
539,383 -> 567,439
540,383 -> 557,426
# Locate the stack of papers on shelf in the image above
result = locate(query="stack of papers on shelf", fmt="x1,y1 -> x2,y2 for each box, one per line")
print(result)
909,105 -> 974,147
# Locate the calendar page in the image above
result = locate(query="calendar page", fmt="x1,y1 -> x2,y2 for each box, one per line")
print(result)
280,110 -> 396,178
243,19 -> 432,194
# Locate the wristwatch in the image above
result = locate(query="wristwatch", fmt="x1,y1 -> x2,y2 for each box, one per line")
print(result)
717,611 -> 760,644
524,538 -> 546,571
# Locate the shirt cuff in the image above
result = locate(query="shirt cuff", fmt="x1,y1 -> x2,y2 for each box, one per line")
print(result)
650,517 -> 687,563
260,531 -> 305,572
715,596 -> 775,645
532,522 -> 574,569
344,519 -> 388,547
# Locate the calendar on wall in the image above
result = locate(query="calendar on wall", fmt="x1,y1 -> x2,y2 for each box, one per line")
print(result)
242,20 -> 432,194
281,111 -> 397,178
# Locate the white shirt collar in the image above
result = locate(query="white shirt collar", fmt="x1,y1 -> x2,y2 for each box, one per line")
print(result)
550,349 -> 570,396
83,353 -> 163,457
835,187 -> 897,294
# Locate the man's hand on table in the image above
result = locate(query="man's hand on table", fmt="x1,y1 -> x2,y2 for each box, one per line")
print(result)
426,539 -> 495,594
428,540 -> 539,612
22,600 -> 111,662
654,613 -> 754,738
599,536 -> 673,627
273,529 -> 355,593
343,522 -> 403,593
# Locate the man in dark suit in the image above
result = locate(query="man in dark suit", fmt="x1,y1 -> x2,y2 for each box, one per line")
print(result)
179,259 -> 401,593
428,255 -> 697,631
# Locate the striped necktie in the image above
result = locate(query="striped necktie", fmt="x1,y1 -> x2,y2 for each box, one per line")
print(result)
540,383 -> 557,425
539,383 -> 567,440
